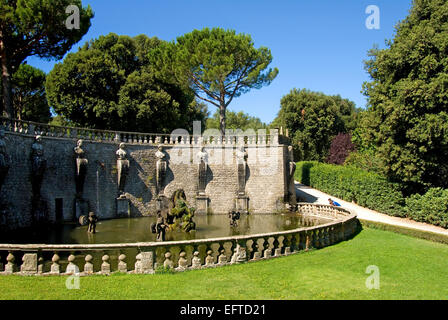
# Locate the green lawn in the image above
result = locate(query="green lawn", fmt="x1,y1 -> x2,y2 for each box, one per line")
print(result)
1,227 -> 447,300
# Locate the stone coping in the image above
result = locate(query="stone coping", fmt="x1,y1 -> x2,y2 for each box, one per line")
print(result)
0,117 -> 290,146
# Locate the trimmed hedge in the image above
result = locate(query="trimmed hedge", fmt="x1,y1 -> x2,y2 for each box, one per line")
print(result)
295,161 -> 406,217
405,188 -> 448,228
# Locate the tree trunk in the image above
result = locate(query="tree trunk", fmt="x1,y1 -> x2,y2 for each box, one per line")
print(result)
219,103 -> 226,136
0,36 -> 13,119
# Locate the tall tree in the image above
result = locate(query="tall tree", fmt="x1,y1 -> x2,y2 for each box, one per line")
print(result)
149,27 -> 278,135
46,33 -> 207,133
206,109 -> 266,131
11,63 -> 50,122
361,0 -> 448,191
273,89 -> 358,161
0,0 -> 93,118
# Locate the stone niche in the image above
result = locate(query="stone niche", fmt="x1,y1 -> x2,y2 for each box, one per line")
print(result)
116,197 -> 130,218
195,195 -> 209,215
75,198 -> 89,220
236,195 -> 249,214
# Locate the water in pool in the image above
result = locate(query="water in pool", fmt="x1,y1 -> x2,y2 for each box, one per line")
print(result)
0,213 -> 332,244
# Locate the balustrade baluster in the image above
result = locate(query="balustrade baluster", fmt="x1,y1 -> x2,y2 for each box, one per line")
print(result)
191,251 -> 202,269
50,253 -> 60,274
5,252 -> 16,273
176,251 -> 188,271
305,231 -> 311,251
205,249 -> 215,267
163,251 -> 173,269
251,239 -> 260,260
118,254 -> 127,273
273,236 -> 281,257
84,254 -> 93,274
101,254 -> 110,274
38,257 -> 44,274
218,249 -> 227,265
282,235 -> 291,255
135,253 -> 143,273
263,237 -> 271,259
290,233 -> 297,253
66,254 -> 79,274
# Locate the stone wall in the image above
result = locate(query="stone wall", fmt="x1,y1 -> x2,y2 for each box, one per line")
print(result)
0,130 -> 290,230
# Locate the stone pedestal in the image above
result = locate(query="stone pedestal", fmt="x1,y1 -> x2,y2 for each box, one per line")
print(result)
195,195 -> 209,215
236,195 -> 249,214
20,253 -> 38,274
116,197 -> 130,218
75,198 -> 89,220
140,251 -> 154,274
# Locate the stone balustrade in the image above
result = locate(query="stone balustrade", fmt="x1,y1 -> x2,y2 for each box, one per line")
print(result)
0,117 -> 289,146
0,204 -> 358,276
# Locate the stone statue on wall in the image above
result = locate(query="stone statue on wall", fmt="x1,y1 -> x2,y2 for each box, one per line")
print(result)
74,139 -> 88,197
0,130 -> 10,192
155,145 -> 167,196
287,145 -> 297,209
30,135 -> 47,224
236,145 -> 248,196
196,146 -> 208,195
116,143 -> 130,198
31,135 -> 46,198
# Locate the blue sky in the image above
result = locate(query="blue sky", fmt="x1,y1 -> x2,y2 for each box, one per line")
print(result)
27,0 -> 413,124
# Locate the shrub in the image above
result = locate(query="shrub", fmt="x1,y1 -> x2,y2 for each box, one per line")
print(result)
327,133 -> 355,165
405,188 -> 448,228
295,161 -> 406,217
344,149 -> 384,175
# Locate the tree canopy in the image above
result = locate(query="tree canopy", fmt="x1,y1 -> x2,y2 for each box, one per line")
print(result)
273,89 -> 359,162
0,0 -> 93,118
360,0 -> 448,191
11,64 -> 50,123
46,33 -> 207,133
149,27 -> 278,135
206,109 -> 266,131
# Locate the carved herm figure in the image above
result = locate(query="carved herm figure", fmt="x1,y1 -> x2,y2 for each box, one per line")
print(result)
74,139 -> 88,197
197,146 -> 208,195
0,130 -> 9,192
31,135 -> 46,198
116,143 -> 130,198
155,145 -> 167,196
287,146 -> 297,209
236,145 -> 248,196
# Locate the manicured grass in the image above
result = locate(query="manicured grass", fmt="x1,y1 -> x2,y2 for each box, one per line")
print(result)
1,227 -> 447,300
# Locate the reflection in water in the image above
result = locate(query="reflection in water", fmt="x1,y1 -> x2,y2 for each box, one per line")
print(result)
0,214 -> 332,245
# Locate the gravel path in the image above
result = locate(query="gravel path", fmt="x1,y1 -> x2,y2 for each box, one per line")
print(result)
295,182 -> 448,236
